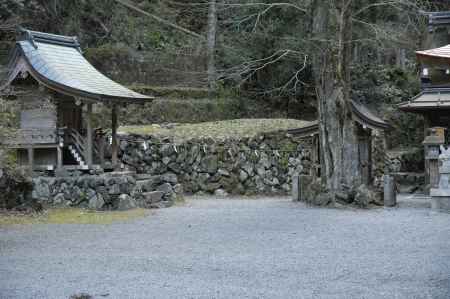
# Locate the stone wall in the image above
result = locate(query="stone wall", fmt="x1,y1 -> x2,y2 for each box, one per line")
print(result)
0,168 -> 33,209
32,171 -> 183,210
119,132 -> 316,196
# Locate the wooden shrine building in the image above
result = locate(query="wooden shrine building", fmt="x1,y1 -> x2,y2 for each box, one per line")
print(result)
399,11 -> 450,188
289,100 -> 390,186
0,29 -> 153,172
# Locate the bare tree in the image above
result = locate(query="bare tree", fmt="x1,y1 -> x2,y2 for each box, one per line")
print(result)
207,0 -> 218,93
215,0 -> 425,193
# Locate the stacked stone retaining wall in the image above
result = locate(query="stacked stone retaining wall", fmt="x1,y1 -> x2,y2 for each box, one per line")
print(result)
119,132 -> 316,196
32,171 -> 183,210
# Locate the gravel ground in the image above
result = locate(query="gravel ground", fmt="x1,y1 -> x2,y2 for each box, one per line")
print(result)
1,195 -> 450,299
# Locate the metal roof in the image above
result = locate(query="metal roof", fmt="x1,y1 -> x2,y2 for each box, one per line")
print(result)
427,11 -> 450,29
287,101 -> 390,135
350,100 -> 390,130
399,88 -> 450,111
3,29 -> 153,103
416,45 -> 450,60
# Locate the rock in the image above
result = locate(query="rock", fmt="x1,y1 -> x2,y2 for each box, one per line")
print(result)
162,156 -> 171,165
312,192 -> 333,206
162,173 -> 178,184
242,163 -> 254,176
204,182 -> 221,192
34,180 -> 50,199
202,155 -> 218,174
239,170 -> 249,182
53,193 -> 65,205
142,191 -> 165,205
117,194 -> 137,211
197,173 -> 210,190
150,201 -> 172,209
214,189 -> 229,197
218,169 -> 230,177
173,184 -> 183,194
88,193 -> 105,210
254,176 -> 265,192
282,183 -> 291,192
173,184 -> 184,201
335,190 -> 354,204
134,177 -> 162,192
354,184 -> 378,208
161,144 -> 176,156
168,163 -> 182,174
134,174 -> 155,180
256,167 -> 266,177
157,183 -> 173,194
108,184 -> 121,195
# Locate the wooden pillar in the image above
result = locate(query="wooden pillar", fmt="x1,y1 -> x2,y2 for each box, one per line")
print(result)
423,113 -> 431,137
57,146 -> 63,170
98,132 -> 105,169
111,104 -> 118,169
85,103 -> 93,168
28,147 -> 34,171
423,114 -> 431,187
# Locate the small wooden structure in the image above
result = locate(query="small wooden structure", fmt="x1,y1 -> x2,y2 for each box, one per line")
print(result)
0,29 -> 153,171
288,100 -> 390,186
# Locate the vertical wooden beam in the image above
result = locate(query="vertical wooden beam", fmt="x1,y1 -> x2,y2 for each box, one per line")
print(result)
111,104 -> 118,169
423,114 -> 431,187
423,113 -> 431,137
57,146 -> 63,170
86,103 -> 93,168
28,147 -> 34,172
99,132 -> 105,169
367,132 -> 373,184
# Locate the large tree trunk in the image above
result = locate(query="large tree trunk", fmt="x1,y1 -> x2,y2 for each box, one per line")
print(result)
311,0 -> 362,192
207,0 -> 218,93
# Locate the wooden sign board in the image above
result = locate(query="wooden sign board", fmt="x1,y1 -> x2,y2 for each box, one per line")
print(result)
20,109 -> 56,130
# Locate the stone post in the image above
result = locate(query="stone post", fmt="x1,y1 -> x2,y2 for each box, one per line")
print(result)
292,174 -> 300,201
384,175 -> 396,207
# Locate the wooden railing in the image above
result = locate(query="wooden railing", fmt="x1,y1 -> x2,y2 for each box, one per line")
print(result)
67,128 -> 86,162
2,128 -> 57,146
64,127 -> 106,167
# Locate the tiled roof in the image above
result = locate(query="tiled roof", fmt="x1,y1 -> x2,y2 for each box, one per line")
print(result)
5,29 -> 153,103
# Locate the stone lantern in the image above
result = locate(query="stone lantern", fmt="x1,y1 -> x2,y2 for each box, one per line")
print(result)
423,127 -> 445,190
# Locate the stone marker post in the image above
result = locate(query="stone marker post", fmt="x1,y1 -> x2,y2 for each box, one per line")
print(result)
384,175 -> 396,207
430,145 -> 450,212
292,174 -> 300,201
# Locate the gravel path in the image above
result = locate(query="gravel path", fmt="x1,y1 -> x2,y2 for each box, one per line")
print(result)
1,196 -> 450,299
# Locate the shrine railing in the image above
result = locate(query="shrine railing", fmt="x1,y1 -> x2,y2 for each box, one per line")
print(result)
2,128 -> 58,147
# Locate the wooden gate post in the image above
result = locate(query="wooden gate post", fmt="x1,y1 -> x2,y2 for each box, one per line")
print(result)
111,104 -> 118,169
85,103 -> 93,168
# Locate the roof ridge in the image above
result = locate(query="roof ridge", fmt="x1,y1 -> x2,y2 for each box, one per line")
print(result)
18,27 -> 81,51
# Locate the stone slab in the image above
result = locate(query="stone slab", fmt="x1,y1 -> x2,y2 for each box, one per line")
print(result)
299,175 -> 313,202
431,196 -> 450,213
430,189 -> 450,197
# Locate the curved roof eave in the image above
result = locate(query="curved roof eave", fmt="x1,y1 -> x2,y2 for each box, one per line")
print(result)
25,61 -> 152,104
9,38 -> 154,104
19,50 -> 154,104
350,100 -> 391,131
